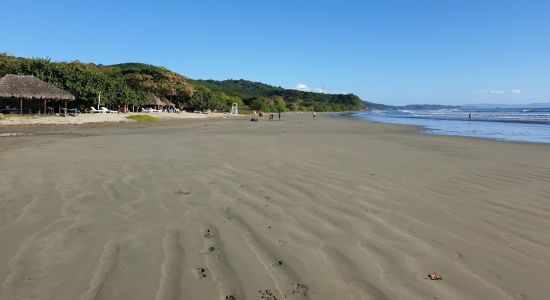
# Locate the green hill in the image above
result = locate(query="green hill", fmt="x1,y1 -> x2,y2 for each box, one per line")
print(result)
191,79 -> 365,112
1,54 -> 372,112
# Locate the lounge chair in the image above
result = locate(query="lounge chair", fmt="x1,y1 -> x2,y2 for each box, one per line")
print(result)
166,107 -> 180,113
141,107 -> 153,113
90,107 -> 105,113
101,107 -> 118,114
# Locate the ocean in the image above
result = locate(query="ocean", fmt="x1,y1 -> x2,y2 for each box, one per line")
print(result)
351,108 -> 550,144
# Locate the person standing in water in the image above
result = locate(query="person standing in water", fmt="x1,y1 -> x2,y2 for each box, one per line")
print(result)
468,113 -> 472,120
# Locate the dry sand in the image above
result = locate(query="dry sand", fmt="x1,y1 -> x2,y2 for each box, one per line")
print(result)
0,114 -> 549,299
0,112 -> 222,126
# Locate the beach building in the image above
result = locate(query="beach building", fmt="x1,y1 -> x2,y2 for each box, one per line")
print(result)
145,93 -> 165,107
141,93 -> 178,112
0,74 -> 75,115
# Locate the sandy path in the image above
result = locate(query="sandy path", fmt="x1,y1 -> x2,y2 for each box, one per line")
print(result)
0,115 -> 549,299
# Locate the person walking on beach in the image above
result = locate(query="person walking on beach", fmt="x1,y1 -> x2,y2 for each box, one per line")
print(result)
278,110 -> 281,121
313,111 -> 316,119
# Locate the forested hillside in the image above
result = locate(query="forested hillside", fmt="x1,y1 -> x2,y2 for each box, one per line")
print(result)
0,54 -> 367,112
192,79 -> 364,111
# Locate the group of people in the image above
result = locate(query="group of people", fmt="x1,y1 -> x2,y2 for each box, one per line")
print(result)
250,110 -> 316,121
250,110 -> 282,121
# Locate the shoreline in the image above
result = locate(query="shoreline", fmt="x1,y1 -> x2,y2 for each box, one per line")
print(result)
343,112 -> 550,146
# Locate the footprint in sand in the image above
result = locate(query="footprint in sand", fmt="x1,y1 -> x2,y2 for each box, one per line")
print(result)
203,228 -> 214,238
200,226 -> 244,299
175,190 -> 191,195
277,239 -> 287,247
287,283 -> 309,298
259,289 -> 278,300
271,260 -> 283,267
193,267 -> 208,279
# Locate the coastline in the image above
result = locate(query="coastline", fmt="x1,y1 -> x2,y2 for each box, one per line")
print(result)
345,111 -> 550,145
1,114 -> 549,299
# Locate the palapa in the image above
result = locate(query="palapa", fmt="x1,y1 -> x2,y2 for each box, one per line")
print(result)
144,93 -> 165,106
0,74 -> 75,101
0,74 -> 75,115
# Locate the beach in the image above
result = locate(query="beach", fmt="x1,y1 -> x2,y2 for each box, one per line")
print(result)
0,112 -> 223,126
1,114 -> 549,299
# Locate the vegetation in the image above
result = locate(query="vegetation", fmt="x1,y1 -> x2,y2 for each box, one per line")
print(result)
0,55 -> 193,110
1,54 -> 369,112
191,79 -> 364,112
126,115 -> 158,122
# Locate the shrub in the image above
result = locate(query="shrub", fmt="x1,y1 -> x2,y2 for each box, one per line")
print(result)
126,115 -> 158,122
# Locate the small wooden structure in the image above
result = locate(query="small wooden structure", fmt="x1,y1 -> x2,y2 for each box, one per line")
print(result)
0,74 -> 75,115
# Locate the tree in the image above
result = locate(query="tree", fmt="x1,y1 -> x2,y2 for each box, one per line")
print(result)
272,96 -> 286,112
248,97 -> 270,112
186,86 -> 223,110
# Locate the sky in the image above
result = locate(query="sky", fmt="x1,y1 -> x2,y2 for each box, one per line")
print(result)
1,0 -> 549,105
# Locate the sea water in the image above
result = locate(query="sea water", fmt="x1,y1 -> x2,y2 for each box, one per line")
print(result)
351,108 -> 550,144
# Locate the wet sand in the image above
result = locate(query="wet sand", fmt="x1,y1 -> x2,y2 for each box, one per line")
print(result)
1,114 -> 549,299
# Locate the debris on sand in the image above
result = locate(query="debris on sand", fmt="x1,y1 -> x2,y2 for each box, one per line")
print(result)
427,272 -> 442,280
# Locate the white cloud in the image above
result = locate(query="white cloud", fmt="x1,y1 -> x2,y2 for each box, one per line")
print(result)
294,83 -> 311,91
472,89 -> 522,95
293,83 -> 328,94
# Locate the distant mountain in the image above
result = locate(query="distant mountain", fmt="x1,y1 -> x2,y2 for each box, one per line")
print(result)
400,104 -> 459,110
362,101 -> 394,110
461,103 -> 550,109
363,102 -> 459,111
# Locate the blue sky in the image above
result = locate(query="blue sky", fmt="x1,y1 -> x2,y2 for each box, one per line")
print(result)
1,0 -> 549,105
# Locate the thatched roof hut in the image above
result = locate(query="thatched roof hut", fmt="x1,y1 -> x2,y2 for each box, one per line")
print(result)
145,93 -> 175,107
163,99 -> 175,107
0,74 -> 75,101
144,93 -> 165,106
